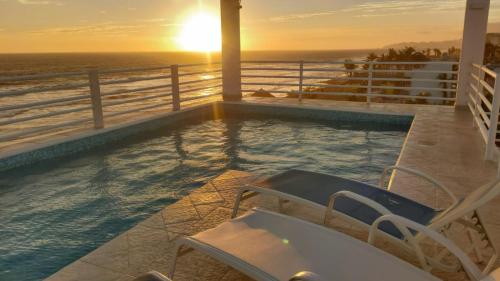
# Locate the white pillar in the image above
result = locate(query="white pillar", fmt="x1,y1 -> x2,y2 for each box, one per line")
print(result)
220,0 -> 242,101
456,0 -> 490,107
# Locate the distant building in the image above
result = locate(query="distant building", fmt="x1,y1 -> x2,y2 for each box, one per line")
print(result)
485,33 -> 500,69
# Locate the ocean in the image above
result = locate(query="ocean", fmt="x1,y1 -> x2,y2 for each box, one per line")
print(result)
0,50 -> 375,141
0,50 -> 374,76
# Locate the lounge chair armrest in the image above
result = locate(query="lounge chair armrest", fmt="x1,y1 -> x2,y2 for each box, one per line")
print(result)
368,214 -> 483,280
323,190 -> 393,224
133,271 -> 172,281
380,165 -> 459,209
232,185 -> 323,219
289,271 -> 328,281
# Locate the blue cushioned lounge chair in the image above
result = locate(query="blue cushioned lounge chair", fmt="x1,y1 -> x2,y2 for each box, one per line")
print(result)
231,166 -> 500,274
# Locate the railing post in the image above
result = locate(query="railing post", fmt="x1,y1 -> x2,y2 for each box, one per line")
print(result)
472,66 -> 484,128
170,64 -> 181,111
88,69 -> 104,129
298,61 -> 304,102
367,62 -> 373,105
221,0 -> 242,101
485,75 -> 500,160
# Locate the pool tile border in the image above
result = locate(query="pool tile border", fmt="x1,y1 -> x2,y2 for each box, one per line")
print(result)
0,101 -> 414,172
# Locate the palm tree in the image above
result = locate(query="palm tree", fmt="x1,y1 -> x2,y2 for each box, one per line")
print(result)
344,59 -> 357,77
433,48 -> 442,58
364,52 -> 379,69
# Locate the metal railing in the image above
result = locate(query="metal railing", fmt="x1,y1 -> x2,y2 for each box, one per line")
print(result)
468,64 -> 500,160
241,60 -> 459,105
0,63 -> 222,143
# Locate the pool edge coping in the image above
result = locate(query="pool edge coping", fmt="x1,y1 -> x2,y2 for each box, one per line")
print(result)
0,101 -> 415,172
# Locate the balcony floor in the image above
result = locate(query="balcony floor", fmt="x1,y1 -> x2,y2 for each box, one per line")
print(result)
41,98 -> 499,280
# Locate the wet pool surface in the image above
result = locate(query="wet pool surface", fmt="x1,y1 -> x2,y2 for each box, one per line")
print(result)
0,116 -> 408,280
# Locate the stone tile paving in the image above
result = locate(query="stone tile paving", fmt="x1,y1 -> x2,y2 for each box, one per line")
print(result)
47,170 -> 262,281
47,98 -> 499,281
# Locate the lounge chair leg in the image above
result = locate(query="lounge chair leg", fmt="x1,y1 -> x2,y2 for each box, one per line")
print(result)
467,228 -> 484,263
168,244 -> 185,279
231,189 -> 247,218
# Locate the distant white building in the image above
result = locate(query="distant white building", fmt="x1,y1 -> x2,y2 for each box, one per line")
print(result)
486,33 -> 500,68
487,33 -> 500,45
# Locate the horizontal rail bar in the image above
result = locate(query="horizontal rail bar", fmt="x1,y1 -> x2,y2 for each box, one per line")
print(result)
244,74 -> 457,84
242,89 -> 455,101
0,117 -> 93,142
0,94 -> 90,112
371,85 -> 456,92
0,71 -> 86,83
302,76 -> 368,81
180,92 -> 221,103
472,63 -> 482,69
177,62 -> 222,68
476,114 -> 489,142
300,91 -> 455,100
370,77 -> 457,83
0,105 -> 92,126
302,68 -> 457,75
99,66 -> 170,75
470,73 -> 480,83
241,67 -> 299,71
472,63 -> 497,78
242,89 -> 293,94
103,93 -> 172,107
178,69 -> 222,77
179,84 -> 222,94
178,76 -> 222,86
242,74 -> 301,79
101,84 -> 171,97
305,76 -> 457,84
477,106 -> 491,127
100,75 -> 171,86
242,82 -> 457,92
481,66 -> 498,78
242,60 -> 301,64
242,60 -> 458,65
469,84 -> 493,110
479,79 -> 495,95
0,82 -> 89,98
241,82 -> 299,87
105,102 -> 173,118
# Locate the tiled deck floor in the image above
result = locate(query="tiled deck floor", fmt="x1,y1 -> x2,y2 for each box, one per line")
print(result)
43,98 -> 499,280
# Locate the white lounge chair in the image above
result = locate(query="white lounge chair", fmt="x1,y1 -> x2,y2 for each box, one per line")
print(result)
133,271 -> 172,281
231,167 -> 500,273
168,208 -> 496,281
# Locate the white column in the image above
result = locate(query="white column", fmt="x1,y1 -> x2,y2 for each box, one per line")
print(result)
456,0 -> 490,107
220,0 -> 242,101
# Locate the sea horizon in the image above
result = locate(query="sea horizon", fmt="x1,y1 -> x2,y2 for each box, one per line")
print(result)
0,49 -> 380,78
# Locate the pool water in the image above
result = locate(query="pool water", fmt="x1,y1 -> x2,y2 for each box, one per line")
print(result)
0,116 -> 408,280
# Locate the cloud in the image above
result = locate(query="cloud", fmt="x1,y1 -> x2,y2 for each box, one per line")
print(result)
269,11 -> 336,22
342,0 -> 464,15
18,0 -> 63,5
30,22 -> 145,36
28,19 -> 178,37
267,0 -> 467,22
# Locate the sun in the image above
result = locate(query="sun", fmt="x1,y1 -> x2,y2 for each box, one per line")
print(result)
176,12 -> 221,52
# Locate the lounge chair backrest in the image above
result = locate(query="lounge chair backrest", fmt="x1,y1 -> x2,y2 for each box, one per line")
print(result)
430,179 -> 500,229
482,268 -> 500,281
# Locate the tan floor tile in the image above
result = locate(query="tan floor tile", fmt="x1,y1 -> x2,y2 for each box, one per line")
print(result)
189,191 -> 224,206
45,261 -> 131,281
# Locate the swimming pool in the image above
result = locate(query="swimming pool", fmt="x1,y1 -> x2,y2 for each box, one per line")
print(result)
0,108 -> 410,281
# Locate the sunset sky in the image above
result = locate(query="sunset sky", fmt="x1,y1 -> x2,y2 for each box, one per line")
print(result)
0,0 -> 499,53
